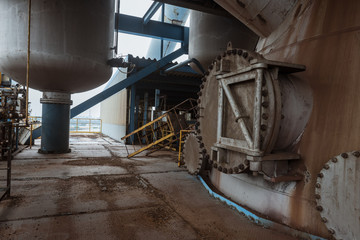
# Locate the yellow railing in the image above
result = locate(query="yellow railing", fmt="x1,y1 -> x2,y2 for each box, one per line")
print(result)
28,116 -> 102,133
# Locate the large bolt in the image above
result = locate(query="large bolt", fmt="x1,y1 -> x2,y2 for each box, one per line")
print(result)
209,64 -> 214,70
231,49 -> 237,55
239,164 -> 245,170
242,52 -> 248,58
222,168 -> 228,173
218,166 -> 223,171
195,122 -> 200,127
197,99 -> 201,104
261,90 -> 268,97
234,167 -> 239,173
315,194 -> 321,199
228,168 -> 233,174
321,217 -> 328,223
196,136 -> 202,141
226,50 -> 232,55
331,157 -> 337,163
213,163 -> 218,168
328,229 -> 335,235
217,55 -> 222,60
204,154 -> 209,161
237,49 -> 243,56
201,77 -> 206,82
201,149 -> 207,154
341,152 -> 348,158
200,84 -> 204,89
316,206 -> 323,212
317,173 -> 324,178
353,151 -> 360,157
315,183 -> 321,188
323,164 -> 330,170
204,71 -> 209,76
199,143 -> 204,148
262,113 -> 268,120
260,125 -> 267,131
262,102 -> 269,108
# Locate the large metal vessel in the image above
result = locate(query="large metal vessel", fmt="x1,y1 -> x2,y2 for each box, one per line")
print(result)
0,0 -> 114,93
185,0 -> 360,239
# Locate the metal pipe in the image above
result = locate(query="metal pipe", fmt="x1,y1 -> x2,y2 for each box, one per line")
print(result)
164,58 -> 205,74
217,85 -> 223,142
25,0 -> 31,125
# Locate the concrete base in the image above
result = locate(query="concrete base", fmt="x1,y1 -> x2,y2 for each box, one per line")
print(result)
0,133 -> 296,240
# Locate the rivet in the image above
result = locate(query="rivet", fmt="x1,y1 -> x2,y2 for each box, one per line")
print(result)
315,194 -> 321,199
197,91 -> 202,96
323,164 -> 330,170
222,168 -> 228,173
197,99 -> 201,104
201,77 -> 206,82
242,52 -> 248,58
239,164 -> 245,170
209,64 -> 213,70
201,149 -> 207,154
226,50 -> 232,55
199,143 -> 204,148
316,206 -> 323,212
315,183 -> 321,188
231,49 -> 237,55
260,124 -> 267,131
218,166 -> 223,171
228,168 -> 233,174
328,229 -> 335,235
237,49 -> 243,56
217,55 -> 222,60
204,71 -> 209,76
331,157 -> 337,163
262,113 -> 268,120
341,152 -> 348,158
195,114 -> 200,119
196,129 -> 201,134
200,84 -> 204,89
353,151 -> 360,157
317,172 -> 324,178
262,102 -> 269,108
234,167 -> 239,173
195,122 -> 200,127
196,136 -> 202,141
213,163 -> 218,168
321,217 -> 328,223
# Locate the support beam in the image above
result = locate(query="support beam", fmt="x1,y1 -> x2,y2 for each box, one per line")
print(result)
71,46 -> 187,118
143,1 -> 162,25
129,85 -> 136,143
116,13 -> 189,44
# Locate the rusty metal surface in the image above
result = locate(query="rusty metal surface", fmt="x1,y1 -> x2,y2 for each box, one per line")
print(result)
214,0 -> 298,37
252,0 -> 360,237
315,151 -> 360,239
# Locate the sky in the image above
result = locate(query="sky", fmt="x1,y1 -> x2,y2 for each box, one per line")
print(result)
29,0 -> 189,118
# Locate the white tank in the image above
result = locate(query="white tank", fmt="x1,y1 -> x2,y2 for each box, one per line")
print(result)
0,0 -> 114,93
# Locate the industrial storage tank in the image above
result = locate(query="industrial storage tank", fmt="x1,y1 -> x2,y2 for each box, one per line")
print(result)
0,0 -> 114,154
0,0 -> 114,93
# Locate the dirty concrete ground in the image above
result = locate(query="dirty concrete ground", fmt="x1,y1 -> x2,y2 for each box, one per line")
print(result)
0,133 -> 298,240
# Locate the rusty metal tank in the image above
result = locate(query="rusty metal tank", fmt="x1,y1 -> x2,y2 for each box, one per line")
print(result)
0,0 -> 114,93
201,0 -> 360,239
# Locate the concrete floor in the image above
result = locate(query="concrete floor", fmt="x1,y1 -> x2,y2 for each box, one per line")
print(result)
0,133 -> 298,240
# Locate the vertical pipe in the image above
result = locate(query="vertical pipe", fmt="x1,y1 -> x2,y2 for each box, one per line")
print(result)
142,92 -> 149,144
160,4 -> 165,58
129,85 -> 136,143
25,0 -> 32,125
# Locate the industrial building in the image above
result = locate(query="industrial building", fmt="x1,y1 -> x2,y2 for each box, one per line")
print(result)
0,0 -> 359,239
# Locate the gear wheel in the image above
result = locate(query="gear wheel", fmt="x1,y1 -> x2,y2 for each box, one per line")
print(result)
182,133 -> 207,175
196,44 -> 265,174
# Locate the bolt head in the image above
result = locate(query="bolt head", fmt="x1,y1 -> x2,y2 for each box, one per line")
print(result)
353,151 -> 360,157
341,153 -> 348,158
315,194 -> 321,199
328,228 -> 335,235
317,173 -> 324,178
316,206 -> 323,212
323,164 -> 330,170
331,157 -> 338,163
315,183 -> 321,188
321,217 -> 328,223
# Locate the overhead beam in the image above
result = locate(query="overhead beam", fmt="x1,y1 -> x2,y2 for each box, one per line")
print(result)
143,1 -> 163,25
70,46 -> 187,118
116,13 -> 189,44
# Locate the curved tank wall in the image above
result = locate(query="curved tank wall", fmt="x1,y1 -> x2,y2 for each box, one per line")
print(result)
209,0 -> 360,238
0,0 -> 114,93
189,10 -> 258,70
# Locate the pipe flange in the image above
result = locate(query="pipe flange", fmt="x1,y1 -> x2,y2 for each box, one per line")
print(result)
40,92 -> 73,105
315,151 -> 360,239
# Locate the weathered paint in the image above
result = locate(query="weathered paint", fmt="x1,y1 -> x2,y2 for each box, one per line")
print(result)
209,0 -> 360,238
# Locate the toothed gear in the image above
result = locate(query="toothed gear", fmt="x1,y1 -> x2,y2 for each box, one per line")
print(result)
182,133 -> 207,175
196,48 -> 268,174
315,151 -> 360,240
